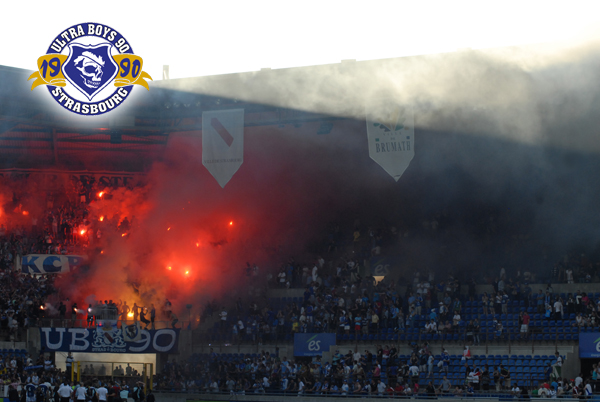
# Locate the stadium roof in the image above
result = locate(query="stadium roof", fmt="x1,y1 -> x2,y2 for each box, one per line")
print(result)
0,59 -> 364,171
0,40 -> 590,171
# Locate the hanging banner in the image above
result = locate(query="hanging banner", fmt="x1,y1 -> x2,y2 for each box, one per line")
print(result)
579,332 -> 600,358
0,168 -> 145,190
369,255 -> 400,277
40,327 -> 179,353
202,109 -> 244,188
294,333 -> 336,357
20,254 -> 86,274
366,102 -> 414,181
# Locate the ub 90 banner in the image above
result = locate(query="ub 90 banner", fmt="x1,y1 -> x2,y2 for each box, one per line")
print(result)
40,327 -> 179,354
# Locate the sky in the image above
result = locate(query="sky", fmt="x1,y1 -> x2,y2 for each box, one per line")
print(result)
2,0 -> 599,80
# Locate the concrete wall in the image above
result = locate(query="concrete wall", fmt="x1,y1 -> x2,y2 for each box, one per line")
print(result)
264,283 -> 597,304
0,340 -> 26,351
562,346 -> 580,380
397,283 -> 598,299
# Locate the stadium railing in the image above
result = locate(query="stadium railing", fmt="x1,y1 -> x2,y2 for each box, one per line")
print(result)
32,318 -> 195,330
151,388 -> 588,399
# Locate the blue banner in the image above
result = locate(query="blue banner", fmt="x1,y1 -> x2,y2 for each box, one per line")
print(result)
294,333 -> 336,357
40,327 -> 179,353
579,332 -> 600,358
369,255 -> 399,276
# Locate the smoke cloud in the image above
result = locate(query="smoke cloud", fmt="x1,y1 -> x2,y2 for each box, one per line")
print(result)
5,37 -> 600,316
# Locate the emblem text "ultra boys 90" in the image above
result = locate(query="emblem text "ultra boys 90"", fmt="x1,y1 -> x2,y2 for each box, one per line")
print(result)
28,23 -> 152,116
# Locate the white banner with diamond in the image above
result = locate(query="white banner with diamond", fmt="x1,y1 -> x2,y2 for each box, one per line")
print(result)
366,102 -> 414,181
202,109 -> 244,188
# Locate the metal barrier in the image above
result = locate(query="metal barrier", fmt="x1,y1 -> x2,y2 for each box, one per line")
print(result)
72,360 -> 154,390
32,318 -> 194,330
153,389 -> 590,399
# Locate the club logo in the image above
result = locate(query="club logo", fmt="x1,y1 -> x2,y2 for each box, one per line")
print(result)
28,23 -> 152,115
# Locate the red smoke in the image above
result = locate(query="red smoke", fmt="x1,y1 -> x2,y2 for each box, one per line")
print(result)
7,120 -> 387,322
51,121 -> 375,322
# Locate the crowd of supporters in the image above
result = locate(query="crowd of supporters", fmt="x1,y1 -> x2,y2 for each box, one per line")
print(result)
0,344 -> 153,401
0,349 -> 151,402
0,175 -> 135,334
155,347 -> 598,397
0,270 -> 55,341
200,253 -> 600,346
0,175 -> 110,261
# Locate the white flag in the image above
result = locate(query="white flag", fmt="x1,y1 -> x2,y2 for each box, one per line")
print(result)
202,109 -> 244,188
366,102 -> 414,181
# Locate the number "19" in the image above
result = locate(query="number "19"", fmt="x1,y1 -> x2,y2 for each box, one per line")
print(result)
41,58 -> 61,78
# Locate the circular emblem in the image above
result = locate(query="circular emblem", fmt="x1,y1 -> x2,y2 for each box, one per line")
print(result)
28,23 -> 152,116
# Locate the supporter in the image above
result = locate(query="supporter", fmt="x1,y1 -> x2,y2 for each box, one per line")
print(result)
452,311 -> 461,326
553,297 -> 564,320
492,366 -> 501,391
520,311 -> 530,338
427,352 -> 435,378
438,349 -> 450,375
481,365 -> 490,391
461,346 -> 472,361
481,293 -> 489,315
58,380 -> 72,402
552,352 -> 563,378
536,290 -> 545,314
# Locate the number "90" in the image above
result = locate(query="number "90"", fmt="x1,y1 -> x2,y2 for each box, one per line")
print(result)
118,57 -> 141,79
